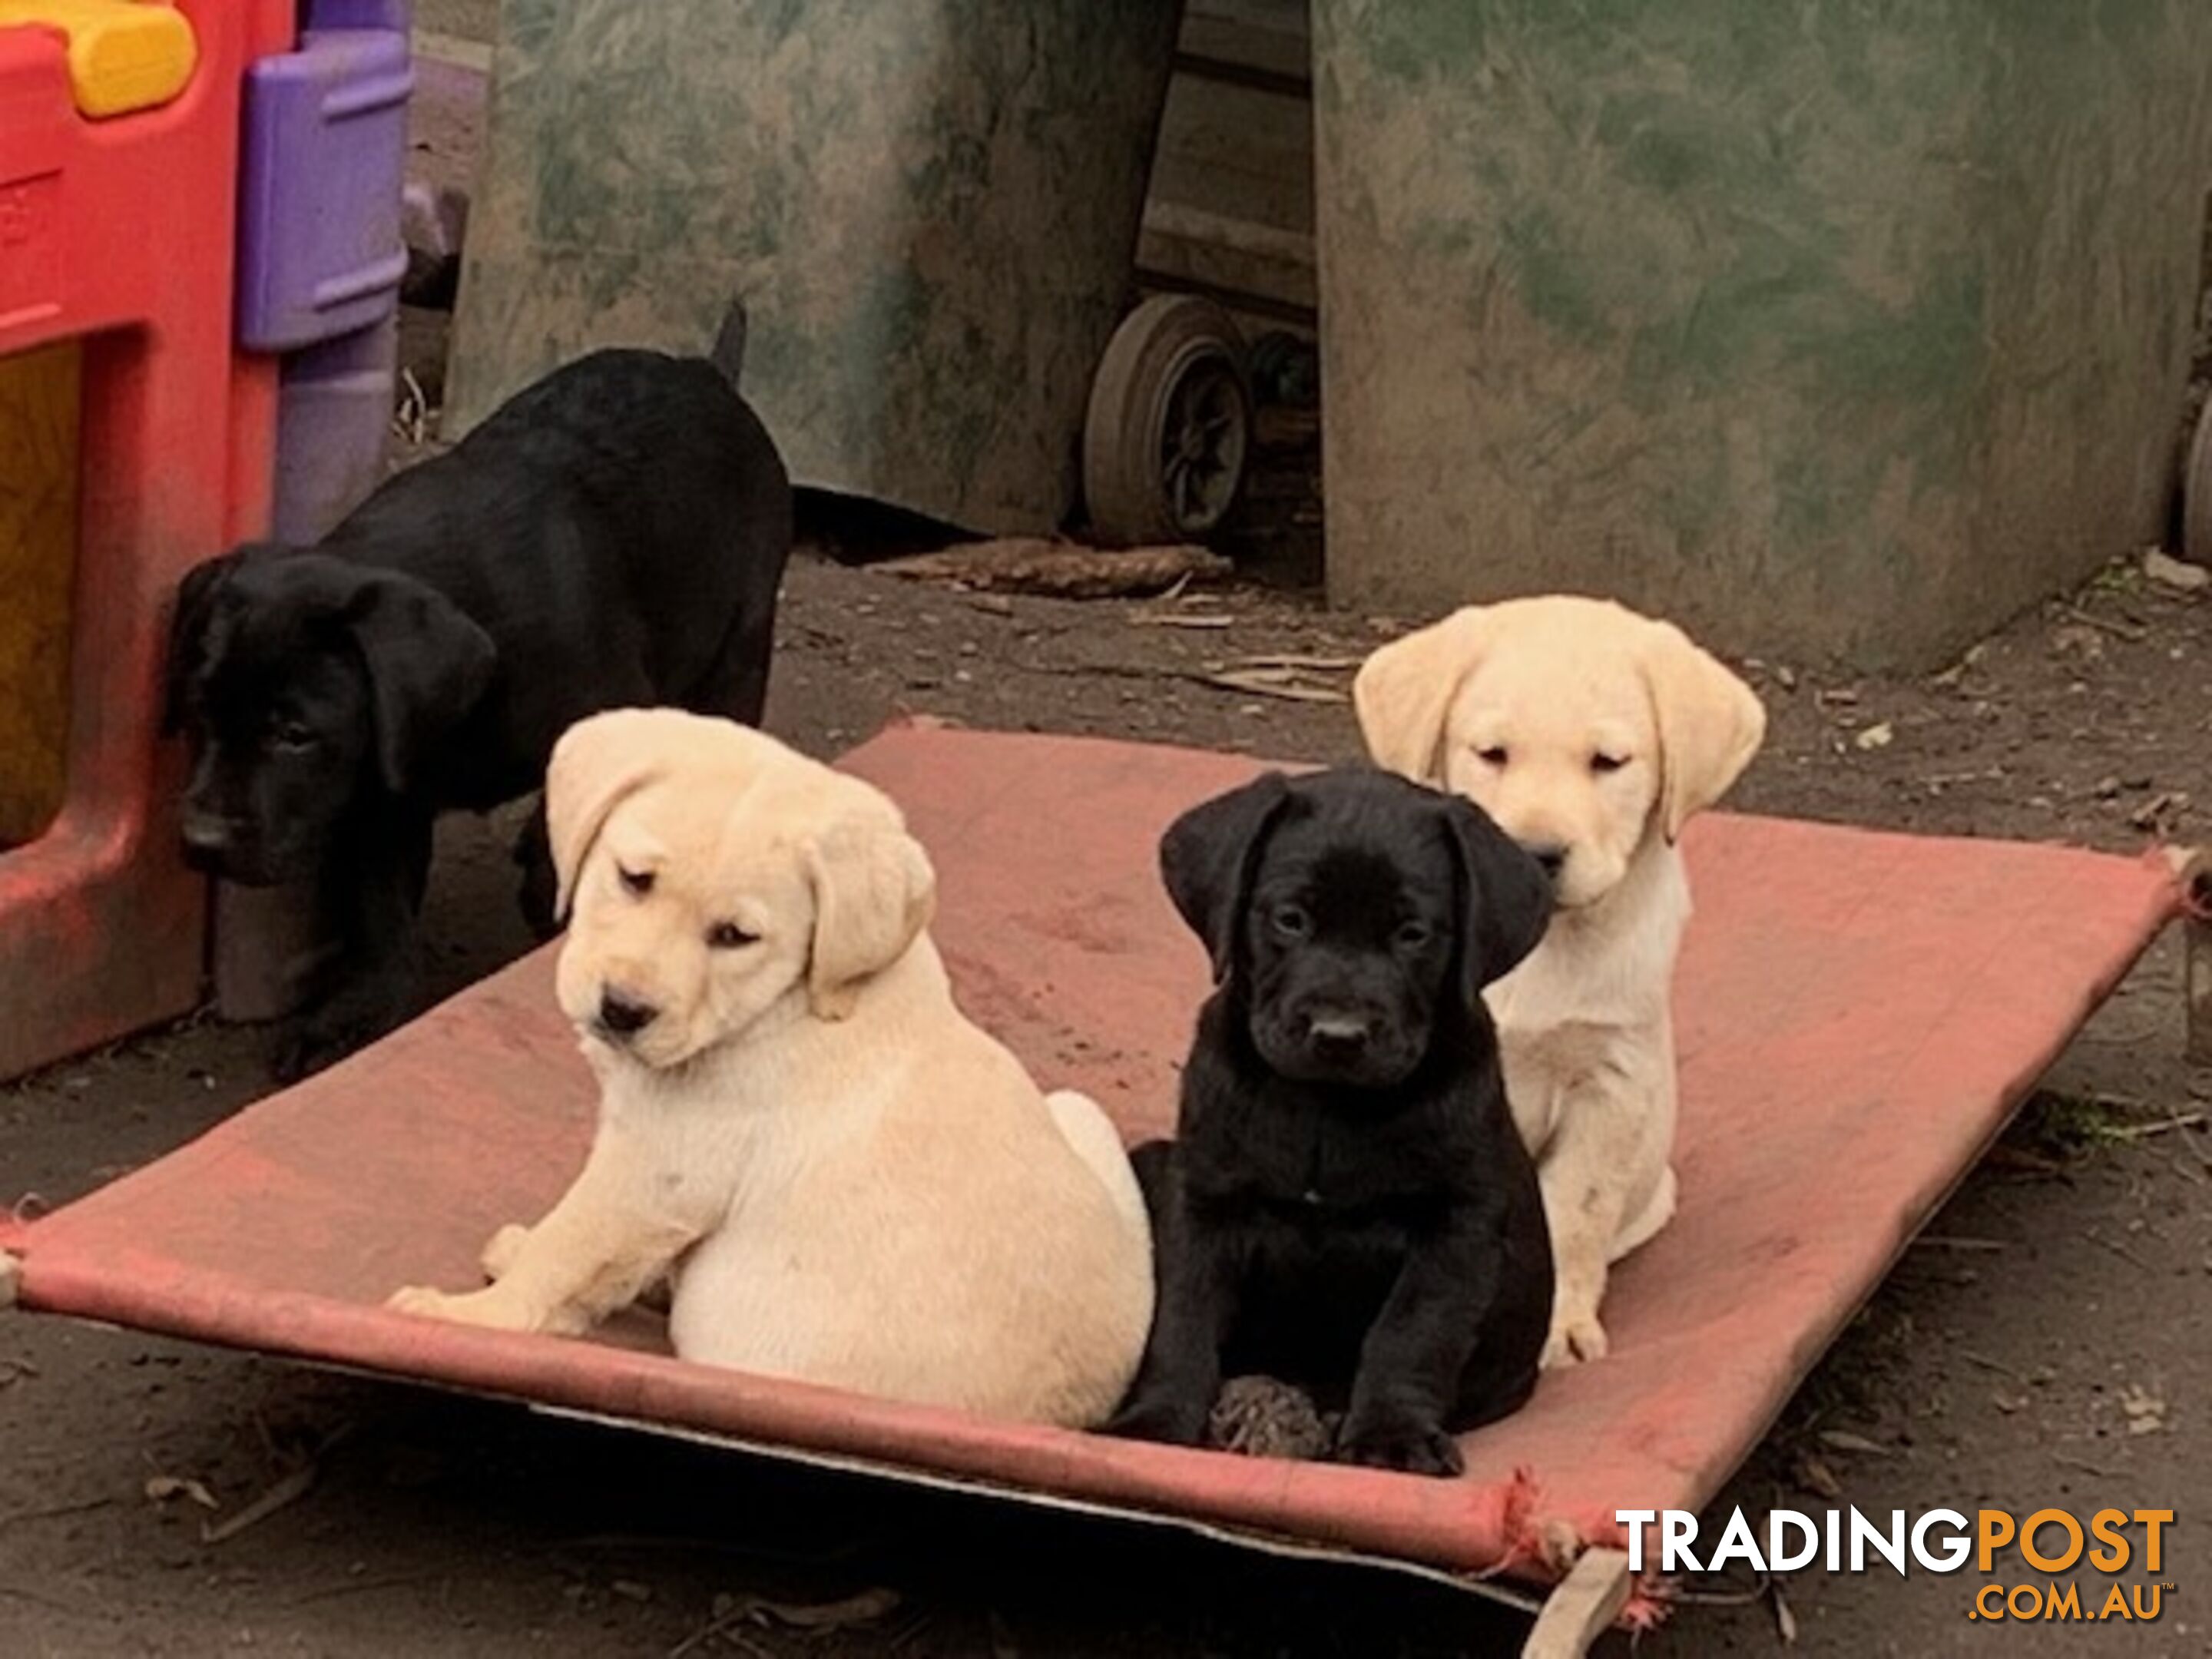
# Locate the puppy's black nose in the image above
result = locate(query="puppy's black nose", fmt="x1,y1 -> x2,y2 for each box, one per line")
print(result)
180,813 -> 233,856
598,989 -> 658,1038
1306,1011 -> 1374,1061
1523,841 -> 1568,882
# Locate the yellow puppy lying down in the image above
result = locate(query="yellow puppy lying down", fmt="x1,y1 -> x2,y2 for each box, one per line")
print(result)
390,710 -> 1154,1428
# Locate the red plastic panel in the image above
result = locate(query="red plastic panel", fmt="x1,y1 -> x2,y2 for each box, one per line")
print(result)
0,0 -> 295,1079
2,727 -> 2179,1595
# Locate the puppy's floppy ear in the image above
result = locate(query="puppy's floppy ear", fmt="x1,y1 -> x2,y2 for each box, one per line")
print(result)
162,548 -> 250,733
545,709 -> 672,921
1441,794 -> 1551,995
547,709 -> 804,921
1353,608 -> 1495,783
1158,771 -> 1293,982
804,809 -> 936,1021
343,570 -> 498,796
1641,621 -> 1766,844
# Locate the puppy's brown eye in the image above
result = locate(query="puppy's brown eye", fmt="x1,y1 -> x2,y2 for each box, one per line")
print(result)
1393,920 -> 1432,949
1591,753 -> 1628,774
1475,746 -> 1508,767
618,866 -> 654,897
706,921 -> 758,950
1271,904 -> 1312,939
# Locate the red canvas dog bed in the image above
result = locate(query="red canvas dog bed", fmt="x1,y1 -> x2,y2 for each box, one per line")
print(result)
0,725 -> 2181,1631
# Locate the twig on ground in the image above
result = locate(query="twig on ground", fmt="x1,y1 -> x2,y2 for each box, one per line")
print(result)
143,1475 -> 219,1511
1211,653 -> 1363,672
2080,1230 -> 2157,1273
1128,611 -> 1233,630
1198,676 -> 1344,704
1983,1144 -> 2067,1176
1197,667 -> 1346,704
2053,1452 -> 2121,1480
0,1496 -> 116,1532
2111,1111 -> 2205,1141
1910,1236 -> 2008,1252
0,1580 -> 98,1617
289,1571 -> 445,1608
2061,604 -> 2147,642
203,1462 -> 315,1545
205,1421 -> 353,1545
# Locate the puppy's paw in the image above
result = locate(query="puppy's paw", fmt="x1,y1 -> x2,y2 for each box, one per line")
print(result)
270,1005 -> 403,1084
269,1021 -> 351,1084
386,1283 -> 546,1333
388,1284 -> 475,1322
479,1224 -> 531,1282
1540,1309 -> 1610,1369
1103,1387 -> 1213,1449
1334,1416 -> 1465,1479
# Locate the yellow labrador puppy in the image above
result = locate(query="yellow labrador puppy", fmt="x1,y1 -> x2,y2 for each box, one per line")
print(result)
389,709 -> 1154,1427
1353,597 -> 1764,1369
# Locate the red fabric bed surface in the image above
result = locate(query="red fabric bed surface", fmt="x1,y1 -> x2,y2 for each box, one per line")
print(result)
4,726 -> 2180,1588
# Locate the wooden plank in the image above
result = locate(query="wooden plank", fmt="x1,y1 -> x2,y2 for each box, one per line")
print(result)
1151,73 -> 1313,233
1181,10 -> 1310,86
1142,8 -> 1315,315
1138,201 -> 1316,315
1520,1548 -> 1631,1659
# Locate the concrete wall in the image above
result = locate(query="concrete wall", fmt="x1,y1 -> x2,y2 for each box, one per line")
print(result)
1314,1 -> 2212,670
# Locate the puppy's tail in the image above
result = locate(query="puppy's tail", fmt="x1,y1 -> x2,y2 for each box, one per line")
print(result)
1045,1089 -> 1151,1245
708,299 -> 750,389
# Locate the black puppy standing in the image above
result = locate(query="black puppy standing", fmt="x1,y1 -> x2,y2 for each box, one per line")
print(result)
1110,768 -> 1555,1476
164,306 -> 792,1080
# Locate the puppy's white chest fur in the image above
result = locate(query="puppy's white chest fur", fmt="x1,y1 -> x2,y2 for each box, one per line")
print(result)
1486,842 -> 1686,1170
593,1003 -> 882,1239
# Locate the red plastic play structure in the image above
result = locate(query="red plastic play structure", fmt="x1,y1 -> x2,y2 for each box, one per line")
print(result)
0,0 -> 295,1078
0,726 -> 2181,1651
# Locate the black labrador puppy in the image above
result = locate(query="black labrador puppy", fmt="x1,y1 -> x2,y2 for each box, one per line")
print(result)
164,306 -> 792,1080
1109,767 -> 1555,1476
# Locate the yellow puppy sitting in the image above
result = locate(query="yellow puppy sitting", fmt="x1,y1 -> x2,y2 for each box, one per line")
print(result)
1353,597 -> 1765,1369
389,709 -> 1154,1427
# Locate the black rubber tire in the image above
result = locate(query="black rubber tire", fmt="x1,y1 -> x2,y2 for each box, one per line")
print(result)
2185,396 -> 2212,570
1082,294 -> 1252,548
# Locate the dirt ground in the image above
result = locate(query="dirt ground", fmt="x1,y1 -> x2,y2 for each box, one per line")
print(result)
8,541 -> 2210,1659
6,15 -> 2211,1658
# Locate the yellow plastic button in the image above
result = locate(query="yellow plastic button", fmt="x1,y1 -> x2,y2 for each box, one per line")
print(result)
0,0 -> 198,118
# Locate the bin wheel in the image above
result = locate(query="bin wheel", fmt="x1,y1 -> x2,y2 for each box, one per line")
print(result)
2186,396 -> 2212,569
1084,294 -> 1252,547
